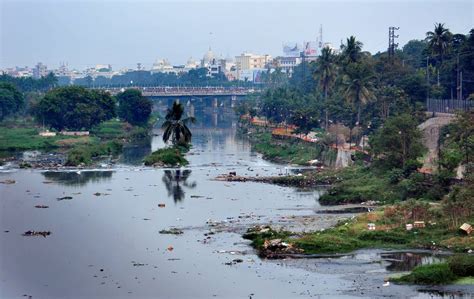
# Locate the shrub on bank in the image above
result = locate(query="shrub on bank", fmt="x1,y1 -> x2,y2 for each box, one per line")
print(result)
393,255 -> 474,285
65,140 -> 123,166
448,254 -> 474,277
395,263 -> 457,285
143,146 -> 188,167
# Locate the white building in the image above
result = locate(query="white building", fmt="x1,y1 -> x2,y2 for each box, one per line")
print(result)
33,62 -> 49,78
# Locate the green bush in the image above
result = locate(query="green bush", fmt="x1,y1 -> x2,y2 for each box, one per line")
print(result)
143,147 -> 188,167
65,140 -> 123,166
448,254 -> 474,277
396,263 -> 457,285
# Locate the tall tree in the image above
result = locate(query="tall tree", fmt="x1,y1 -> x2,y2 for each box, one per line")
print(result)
426,23 -> 452,85
370,113 -> 425,169
342,62 -> 375,125
340,36 -> 363,64
162,101 -> 196,146
116,89 -> 152,126
0,82 -> 24,120
316,47 -> 337,129
34,86 -> 116,130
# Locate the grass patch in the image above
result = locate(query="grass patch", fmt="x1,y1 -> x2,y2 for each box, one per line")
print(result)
0,127 -> 87,151
318,166 -> 394,205
249,131 -> 335,165
394,263 -> 457,284
393,255 -> 474,285
65,140 -> 123,166
293,233 -> 362,253
143,146 -> 188,167
90,120 -> 150,141
90,120 -> 127,139
454,277 -> 474,285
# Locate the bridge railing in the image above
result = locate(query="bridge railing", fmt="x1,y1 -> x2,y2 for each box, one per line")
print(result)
92,86 -> 258,96
427,98 -> 473,114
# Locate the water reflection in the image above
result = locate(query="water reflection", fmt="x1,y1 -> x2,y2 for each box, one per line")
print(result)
381,252 -> 445,272
121,143 -> 152,165
42,170 -> 114,186
162,169 -> 196,202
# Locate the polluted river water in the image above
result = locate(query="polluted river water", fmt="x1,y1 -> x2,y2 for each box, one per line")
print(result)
1,113 -> 473,298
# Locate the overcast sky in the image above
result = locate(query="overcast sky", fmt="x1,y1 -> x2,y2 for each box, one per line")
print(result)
1,0 -> 472,70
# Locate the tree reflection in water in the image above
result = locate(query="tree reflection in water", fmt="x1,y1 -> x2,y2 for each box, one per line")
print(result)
42,171 -> 113,187
162,170 -> 196,202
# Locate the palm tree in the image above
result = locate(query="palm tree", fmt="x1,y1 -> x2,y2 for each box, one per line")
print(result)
316,47 -> 337,129
162,101 -> 196,146
426,23 -> 452,85
162,169 -> 196,202
340,36 -> 363,64
342,63 -> 375,126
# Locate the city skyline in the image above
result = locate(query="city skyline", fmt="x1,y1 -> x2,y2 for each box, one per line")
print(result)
1,0 -> 473,69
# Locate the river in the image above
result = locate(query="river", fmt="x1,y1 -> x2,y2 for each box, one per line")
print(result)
0,110 -> 472,298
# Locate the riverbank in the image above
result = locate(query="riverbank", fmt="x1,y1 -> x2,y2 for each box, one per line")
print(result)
243,126 -> 336,166
391,254 -> 474,285
243,202 -> 473,259
0,118 -> 152,168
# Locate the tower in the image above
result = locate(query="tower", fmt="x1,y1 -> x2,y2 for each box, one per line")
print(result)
388,27 -> 400,59
318,24 -> 323,48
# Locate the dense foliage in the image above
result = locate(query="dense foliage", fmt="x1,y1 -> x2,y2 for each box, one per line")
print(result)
34,86 -> 116,130
0,82 -> 24,120
370,113 -> 425,169
0,73 -> 57,92
116,89 -> 152,126
238,26 -> 473,139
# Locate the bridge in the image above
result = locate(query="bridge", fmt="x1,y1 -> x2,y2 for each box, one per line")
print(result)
93,86 -> 258,97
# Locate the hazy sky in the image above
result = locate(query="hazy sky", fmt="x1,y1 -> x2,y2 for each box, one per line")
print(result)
1,0 -> 473,70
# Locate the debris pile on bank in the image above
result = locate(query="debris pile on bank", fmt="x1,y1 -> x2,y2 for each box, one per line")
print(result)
243,225 -> 303,259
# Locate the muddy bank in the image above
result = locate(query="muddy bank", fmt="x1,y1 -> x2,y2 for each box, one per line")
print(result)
214,172 -> 339,188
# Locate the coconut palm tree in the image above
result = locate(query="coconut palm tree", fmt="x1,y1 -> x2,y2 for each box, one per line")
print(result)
426,23 -> 452,85
340,36 -> 363,64
162,101 -> 196,146
342,63 -> 375,126
316,47 -> 337,129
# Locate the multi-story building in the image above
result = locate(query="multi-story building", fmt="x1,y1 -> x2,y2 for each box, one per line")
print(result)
234,52 -> 272,71
33,62 -> 49,78
234,52 -> 271,81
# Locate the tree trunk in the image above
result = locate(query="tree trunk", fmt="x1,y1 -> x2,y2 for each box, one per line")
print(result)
324,89 -> 329,130
349,127 -> 352,150
357,103 -> 361,125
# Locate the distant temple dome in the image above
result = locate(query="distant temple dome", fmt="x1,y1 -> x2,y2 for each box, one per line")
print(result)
202,47 -> 215,65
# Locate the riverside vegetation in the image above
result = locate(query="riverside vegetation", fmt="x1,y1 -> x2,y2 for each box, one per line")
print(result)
236,24 -> 473,286
0,80 -> 154,167
142,101 -> 195,167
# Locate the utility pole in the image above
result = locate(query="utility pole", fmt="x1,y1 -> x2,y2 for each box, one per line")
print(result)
457,53 -> 461,100
300,50 -> 306,85
426,56 -> 430,101
388,27 -> 400,60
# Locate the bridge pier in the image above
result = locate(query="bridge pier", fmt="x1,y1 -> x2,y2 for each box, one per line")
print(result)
231,95 -> 237,108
